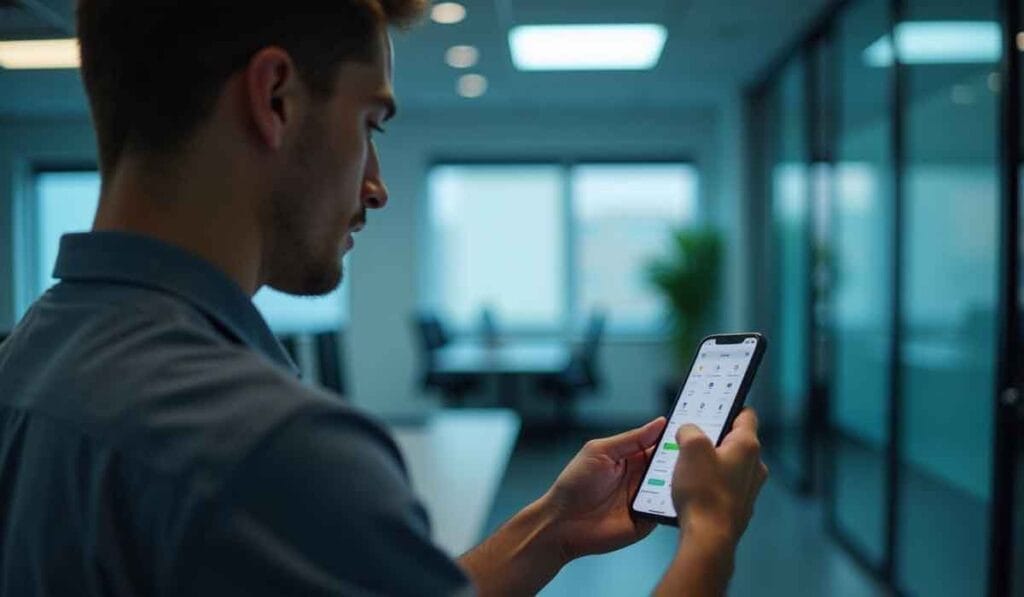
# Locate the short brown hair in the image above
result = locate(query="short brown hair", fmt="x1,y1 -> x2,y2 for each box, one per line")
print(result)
76,0 -> 425,178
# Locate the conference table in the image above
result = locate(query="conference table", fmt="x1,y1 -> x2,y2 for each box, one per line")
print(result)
430,339 -> 572,407
432,340 -> 571,375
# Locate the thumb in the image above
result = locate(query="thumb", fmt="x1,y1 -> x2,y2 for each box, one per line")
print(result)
590,417 -> 666,459
675,424 -> 714,459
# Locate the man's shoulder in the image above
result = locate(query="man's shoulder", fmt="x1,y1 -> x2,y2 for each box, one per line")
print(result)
2,285 -> 388,490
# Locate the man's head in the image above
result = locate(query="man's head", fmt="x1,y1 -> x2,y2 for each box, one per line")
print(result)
76,0 -> 425,295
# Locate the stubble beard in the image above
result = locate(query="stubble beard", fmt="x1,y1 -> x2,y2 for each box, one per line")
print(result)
265,129 -> 345,297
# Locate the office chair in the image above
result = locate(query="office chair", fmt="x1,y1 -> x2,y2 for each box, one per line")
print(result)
278,334 -> 300,366
314,330 -> 348,400
535,311 -> 607,429
412,313 -> 481,406
480,307 -> 500,347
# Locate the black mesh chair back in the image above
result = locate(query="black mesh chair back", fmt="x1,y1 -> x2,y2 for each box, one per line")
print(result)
411,313 -> 479,404
278,335 -> 300,365
314,330 -> 347,399
570,311 -> 606,390
414,313 -> 450,353
480,308 -> 500,347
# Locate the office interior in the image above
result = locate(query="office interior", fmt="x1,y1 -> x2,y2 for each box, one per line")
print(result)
1,0 -> 1023,595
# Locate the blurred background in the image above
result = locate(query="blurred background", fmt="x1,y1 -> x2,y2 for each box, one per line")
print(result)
1,0 -> 1024,595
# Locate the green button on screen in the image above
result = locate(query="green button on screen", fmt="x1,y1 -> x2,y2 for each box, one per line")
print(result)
663,442 -> 679,451
647,478 -> 666,486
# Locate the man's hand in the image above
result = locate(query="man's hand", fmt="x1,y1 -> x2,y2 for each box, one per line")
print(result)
540,417 -> 667,561
458,418 -> 666,596
672,408 -> 767,543
655,408 -> 768,597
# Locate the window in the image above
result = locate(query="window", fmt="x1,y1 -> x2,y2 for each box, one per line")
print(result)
572,164 -> 697,330
426,162 -> 698,334
35,171 -> 101,294
252,267 -> 350,333
30,170 -> 349,332
428,165 -> 565,330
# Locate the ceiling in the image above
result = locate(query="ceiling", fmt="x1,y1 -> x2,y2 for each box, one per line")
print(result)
0,0 -> 836,117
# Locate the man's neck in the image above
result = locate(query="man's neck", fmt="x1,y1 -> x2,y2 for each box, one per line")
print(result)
92,152 -> 266,296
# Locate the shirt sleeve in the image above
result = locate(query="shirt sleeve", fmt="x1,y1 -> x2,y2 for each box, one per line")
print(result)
172,407 -> 474,597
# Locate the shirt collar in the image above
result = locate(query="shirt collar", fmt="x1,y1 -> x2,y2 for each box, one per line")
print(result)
53,231 -> 299,376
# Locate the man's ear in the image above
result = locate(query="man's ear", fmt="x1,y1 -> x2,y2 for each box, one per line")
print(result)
245,47 -> 301,151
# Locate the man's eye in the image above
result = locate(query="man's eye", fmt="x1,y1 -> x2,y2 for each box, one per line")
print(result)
368,122 -> 386,136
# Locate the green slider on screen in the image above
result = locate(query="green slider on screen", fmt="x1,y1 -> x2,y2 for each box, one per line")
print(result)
647,478 -> 666,486
663,442 -> 679,451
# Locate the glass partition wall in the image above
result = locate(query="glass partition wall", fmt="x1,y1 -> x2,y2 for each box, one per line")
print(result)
830,0 -> 895,572
897,0 -> 1000,594
749,0 -> 1020,593
765,58 -> 814,493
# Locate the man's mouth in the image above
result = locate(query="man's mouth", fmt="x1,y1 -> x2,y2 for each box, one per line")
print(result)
345,216 -> 366,251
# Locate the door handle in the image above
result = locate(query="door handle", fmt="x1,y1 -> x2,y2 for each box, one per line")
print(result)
1001,387 -> 1023,420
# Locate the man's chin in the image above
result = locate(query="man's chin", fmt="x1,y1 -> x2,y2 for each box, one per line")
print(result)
268,262 -> 342,297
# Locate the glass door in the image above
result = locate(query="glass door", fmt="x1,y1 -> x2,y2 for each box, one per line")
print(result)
827,0 -> 895,573
895,0 -> 1001,594
768,57 -> 814,492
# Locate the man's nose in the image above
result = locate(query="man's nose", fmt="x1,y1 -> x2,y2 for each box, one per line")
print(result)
362,177 -> 388,209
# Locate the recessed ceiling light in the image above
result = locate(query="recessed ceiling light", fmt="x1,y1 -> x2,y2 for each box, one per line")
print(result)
0,38 -> 79,69
863,21 -> 1001,67
445,45 -> 479,68
457,74 -> 487,98
431,2 -> 466,25
508,24 -> 667,71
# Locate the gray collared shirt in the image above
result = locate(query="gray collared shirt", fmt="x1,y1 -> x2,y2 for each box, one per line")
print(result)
0,232 -> 470,596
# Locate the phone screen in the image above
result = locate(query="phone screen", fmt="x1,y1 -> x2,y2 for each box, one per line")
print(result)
632,335 -> 761,519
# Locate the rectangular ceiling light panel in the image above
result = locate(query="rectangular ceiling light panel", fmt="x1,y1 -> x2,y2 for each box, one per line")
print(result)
509,24 -> 667,71
863,21 -> 1001,67
0,38 -> 80,69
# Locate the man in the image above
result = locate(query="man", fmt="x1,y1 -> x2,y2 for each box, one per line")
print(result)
0,1 -> 768,595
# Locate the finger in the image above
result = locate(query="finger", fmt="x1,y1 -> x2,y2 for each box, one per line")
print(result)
732,408 -> 759,434
590,417 -> 667,460
756,462 -> 769,489
719,409 -> 760,450
675,424 -> 714,458
625,445 -> 657,488
719,427 -> 761,466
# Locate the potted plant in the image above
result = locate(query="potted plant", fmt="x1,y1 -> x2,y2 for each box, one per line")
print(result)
647,228 -> 723,408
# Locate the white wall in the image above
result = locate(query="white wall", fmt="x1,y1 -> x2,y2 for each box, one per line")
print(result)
0,102 -> 751,427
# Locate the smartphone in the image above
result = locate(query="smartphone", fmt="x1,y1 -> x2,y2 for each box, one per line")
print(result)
630,332 -> 767,526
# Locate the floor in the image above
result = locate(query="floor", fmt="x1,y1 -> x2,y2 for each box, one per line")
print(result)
480,429 -> 890,597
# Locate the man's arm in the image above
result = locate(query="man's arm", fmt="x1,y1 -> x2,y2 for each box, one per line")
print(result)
457,496 -> 567,596
457,418 -> 669,596
655,409 -> 768,596
171,407 -> 471,596
655,520 -> 737,596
